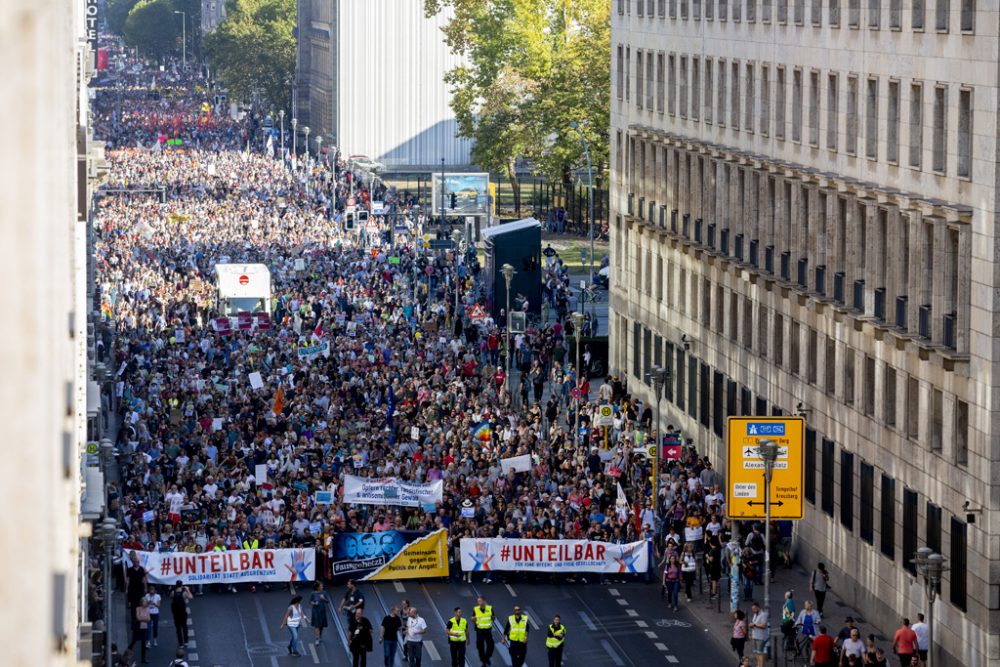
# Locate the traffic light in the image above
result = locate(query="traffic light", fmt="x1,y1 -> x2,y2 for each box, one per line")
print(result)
345,212 -> 355,230
450,192 -> 457,209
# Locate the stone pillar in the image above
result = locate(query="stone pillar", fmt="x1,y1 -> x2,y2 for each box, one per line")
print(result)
905,210 -> 924,331
957,225 -> 971,352
862,199 -> 878,313
931,217 -> 947,342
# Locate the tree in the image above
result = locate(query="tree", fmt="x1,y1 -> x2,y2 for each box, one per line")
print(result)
107,0 -> 140,36
203,0 -> 295,112
123,0 -> 180,61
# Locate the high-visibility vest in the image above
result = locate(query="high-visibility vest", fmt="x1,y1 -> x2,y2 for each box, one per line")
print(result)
213,545 -> 225,551
546,624 -> 566,649
473,605 -> 493,630
448,617 -> 467,642
508,616 -> 528,643
243,538 -> 259,550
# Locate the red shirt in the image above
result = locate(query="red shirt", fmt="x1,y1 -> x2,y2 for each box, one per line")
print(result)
811,633 -> 836,662
893,626 -> 918,655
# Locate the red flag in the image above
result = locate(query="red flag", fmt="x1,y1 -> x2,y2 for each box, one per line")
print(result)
272,385 -> 285,416
313,320 -> 323,339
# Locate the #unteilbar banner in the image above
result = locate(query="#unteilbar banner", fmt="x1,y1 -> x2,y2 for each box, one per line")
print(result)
130,549 -> 315,585
460,538 -> 648,574
343,475 -> 443,507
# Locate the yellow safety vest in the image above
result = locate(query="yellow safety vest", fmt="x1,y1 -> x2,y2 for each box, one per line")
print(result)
473,605 -> 493,630
448,617 -> 467,642
546,624 -> 566,649
243,538 -> 259,550
508,616 -> 528,643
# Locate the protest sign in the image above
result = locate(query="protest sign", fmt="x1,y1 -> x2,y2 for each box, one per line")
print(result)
329,529 -> 448,581
131,549 -> 315,585
459,538 -> 648,574
342,475 -> 443,507
500,454 -> 532,475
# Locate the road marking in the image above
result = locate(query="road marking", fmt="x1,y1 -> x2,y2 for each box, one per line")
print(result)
608,588 -> 621,596
187,640 -> 197,649
505,584 -> 517,597
309,643 -> 320,663
248,595 -> 280,667
425,640 -> 441,661
187,618 -> 194,625
394,581 -> 406,593
523,606 -> 541,630
578,611 -> 597,631
635,620 -> 649,628
666,657 -> 679,663
188,653 -> 199,662
654,643 -> 668,651
625,609 -> 639,617
644,631 -> 657,638
616,598 -> 629,606
600,639 -> 625,667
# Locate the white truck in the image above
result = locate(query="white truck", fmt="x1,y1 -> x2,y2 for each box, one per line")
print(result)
214,263 -> 271,316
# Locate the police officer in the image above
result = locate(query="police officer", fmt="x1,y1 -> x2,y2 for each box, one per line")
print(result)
472,596 -> 495,667
545,615 -> 566,667
503,606 -> 530,667
446,607 -> 468,667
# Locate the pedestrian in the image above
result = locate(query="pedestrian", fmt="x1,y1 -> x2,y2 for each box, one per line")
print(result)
340,579 -> 366,626
280,594 -> 309,657
810,563 -> 830,615
810,626 -> 836,667
841,627 -> 866,664
125,551 -> 147,618
349,608 -> 374,667
169,581 -> 192,646
545,614 -> 566,667
129,598 -> 150,664
310,581 -> 330,645
796,600 -> 821,641
446,607 -> 468,667
379,606 -> 403,667
891,618 -> 918,667
404,607 -> 427,667
472,595 -> 495,667
911,613 -> 929,666
503,606 -> 530,667
662,554 -> 681,611
168,648 -> 189,667
750,601 -> 769,667
731,609 -> 747,660
142,585 -> 161,647
681,543 -> 697,602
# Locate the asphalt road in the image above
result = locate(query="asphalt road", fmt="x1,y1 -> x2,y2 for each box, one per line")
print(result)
136,576 -> 732,667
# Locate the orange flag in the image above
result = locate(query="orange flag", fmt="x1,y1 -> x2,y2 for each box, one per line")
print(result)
272,385 -> 285,416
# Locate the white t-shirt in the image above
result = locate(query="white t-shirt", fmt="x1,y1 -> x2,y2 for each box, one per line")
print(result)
842,637 -> 865,657
912,621 -> 929,650
144,593 -> 161,615
287,603 -> 304,628
165,490 -> 185,514
406,616 -> 427,642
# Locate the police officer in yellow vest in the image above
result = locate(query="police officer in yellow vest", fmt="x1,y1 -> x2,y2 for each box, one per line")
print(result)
545,615 -> 566,667
472,595 -> 495,667
446,607 -> 468,667
503,606 -> 529,667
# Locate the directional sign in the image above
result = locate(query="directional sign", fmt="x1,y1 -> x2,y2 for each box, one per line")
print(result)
597,404 -> 615,427
725,416 -> 805,520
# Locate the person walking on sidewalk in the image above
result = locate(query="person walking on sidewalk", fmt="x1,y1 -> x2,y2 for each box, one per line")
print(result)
911,613 -> 929,666
750,601 -> 769,667
142,585 -> 161,648
810,626 -> 836,667
892,618 -> 918,667
663,555 -> 681,611
169,581 -> 192,646
731,609 -> 748,660
810,563 -> 831,615
681,543 -> 698,602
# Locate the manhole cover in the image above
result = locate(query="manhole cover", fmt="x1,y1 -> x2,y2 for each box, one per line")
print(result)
656,619 -> 692,629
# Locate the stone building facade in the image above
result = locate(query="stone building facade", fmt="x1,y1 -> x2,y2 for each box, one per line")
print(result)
609,0 -> 1000,664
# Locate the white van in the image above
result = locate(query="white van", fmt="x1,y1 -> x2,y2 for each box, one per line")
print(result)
214,264 -> 271,316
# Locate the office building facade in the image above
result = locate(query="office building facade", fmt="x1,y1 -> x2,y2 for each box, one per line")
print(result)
609,1 -> 999,663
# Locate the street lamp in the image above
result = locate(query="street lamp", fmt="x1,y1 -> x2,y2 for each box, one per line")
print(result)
647,366 -> 670,520
279,110 -> 285,159
98,516 -> 118,667
451,229 -> 465,327
291,118 -> 298,166
569,121 -> 595,318
173,11 -> 187,67
501,263 -> 516,400
912,548 -> 949,667
571,311 -> 586,447
757,438 -> 780,643
302,126 -> 310,191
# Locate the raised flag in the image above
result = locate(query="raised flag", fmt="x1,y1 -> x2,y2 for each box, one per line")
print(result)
272,385 -> 285,416
472,421 -> 491,443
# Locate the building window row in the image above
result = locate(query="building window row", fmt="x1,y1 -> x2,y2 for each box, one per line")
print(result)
618,0 -> 976,32
617,48 -> 975,179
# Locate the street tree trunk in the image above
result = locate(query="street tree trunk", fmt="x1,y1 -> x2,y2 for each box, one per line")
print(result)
506,159 -> 521,218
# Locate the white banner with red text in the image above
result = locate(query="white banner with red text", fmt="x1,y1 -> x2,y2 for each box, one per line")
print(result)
459,538 -> 648,574
130,549 -> 316,585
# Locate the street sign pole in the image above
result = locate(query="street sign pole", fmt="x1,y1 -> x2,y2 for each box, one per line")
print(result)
758,438 -> 780,654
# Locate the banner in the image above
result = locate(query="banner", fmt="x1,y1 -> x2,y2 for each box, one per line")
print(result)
343,475 -> 443,507
500,454 -> 532,474
460,538 -> 648,574
131,548 -> 315,585
297,340 -> 330,360
330,530 -> 448,580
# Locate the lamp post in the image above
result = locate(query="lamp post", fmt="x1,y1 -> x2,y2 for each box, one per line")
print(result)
569,121 -> 595,317
571,311 -> 585,447
757,438 -> 780,643
279,109 -> 285,160
647,366 -> 670,519
302,126 -> 310,192
912,547 -> 949,667
451,230 -> 464,327
291,117 -> 298,167
98,516 -> 117,667
501,263 -> 516,400
173,11 -> 187,67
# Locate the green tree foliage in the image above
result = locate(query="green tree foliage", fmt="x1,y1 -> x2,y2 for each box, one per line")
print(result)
107,0 -> 140,36
426,0 -> 610,214
123,0 -> 180,61
203,0 -> 295,112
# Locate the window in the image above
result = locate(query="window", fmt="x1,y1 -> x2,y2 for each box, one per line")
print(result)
646,52 -> 655,109
637,51 -> 644,109
670,0 -> 677,17
776,67 -> 786,139
711,370 -> 722,432
758,306 -> 768,358
821,438 -> 835,516
958,88 -> 972,179
961,0 -> 975,31
807,328 -> 818,384
616,46 -> 624,100
790,321 -> 801,375
625,47 -> 631,101
881,365 -> 897,428
866,77 -> 879,159
890,0 -> 901,27
773,313 -> 784,367
951,517 -> 968,610
761,65 -> 771,136
733,0 -> 742,20
694,0 -> 702,19
705,59 -> 714,123
910,83 -> 923,168
913,0 -> 925,28
811,0 -> 821,25
809,70 -> 820,146
664,342 -> 674,402
720,0 -> 728,20
632,321 -> 641,378
689,356 -> 699,419
794,0 -> 804,23
841,450 -> 854,530
648,0 -> 656,17
906,376 -> 920,439
936,0 -> 949,31
869,0 -> 880,27
927,502 -> 942,553
827,73 -> 839,150
659,0 -> 666,17
849,0 -> 859,26
903,488 -> 918,574
619,0 -> 625,14
745,63 -> 754,132
887,80 -> 900,162
731,61 -> 740,128
778,0 -> 787,22
863,355 -> 876,415
805,428 -> 817,503
692,58 -> 701,120
880,475 -> 895,558
681,0 -> 689,19
844,348 -> 855,405
830,0 -> 840,24
933,85 -> 947,173
747,0 -> 756,21
743,296 -> 753,347
668,55 -> 676,115
931,388 -> 944,450
706,0 -> 714,18
675,346 -> 685,409
956,399 -> 969,465
718,59 -> 727,127
792,69 -> 803,142
846,75 -> 858,154
763,0 -> 772,21
638,0 -> 645,16
860,462 -> 874,543
825,336 -> 837,394
657,53 -> 665,113
680,57 -> 689,118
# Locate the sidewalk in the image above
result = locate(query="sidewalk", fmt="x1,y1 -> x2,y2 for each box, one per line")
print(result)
683,560 -> 890,665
